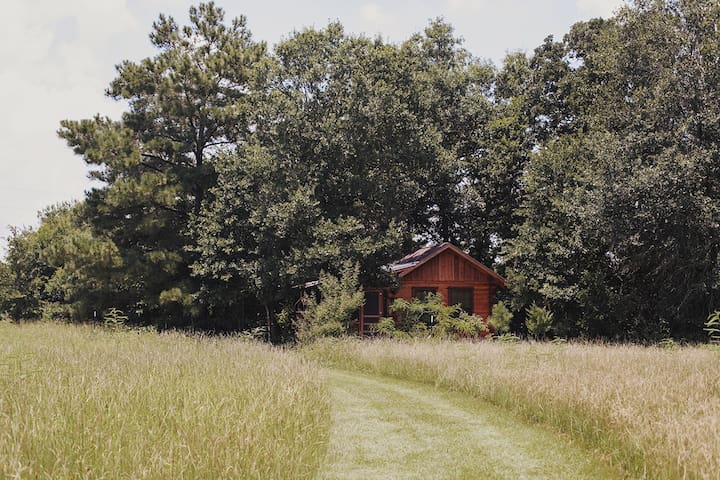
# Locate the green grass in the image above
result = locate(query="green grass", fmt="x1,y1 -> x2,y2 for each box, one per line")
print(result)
304,338 -> 720,480
319,369 -> 624,480
0,321 -> 330,479
7,322 -> 715,479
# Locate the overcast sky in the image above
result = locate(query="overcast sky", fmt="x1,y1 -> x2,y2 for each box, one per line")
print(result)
0,0 -> 624,257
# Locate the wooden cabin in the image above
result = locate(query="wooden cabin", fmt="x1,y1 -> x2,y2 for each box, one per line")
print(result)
359,243 -> 506,335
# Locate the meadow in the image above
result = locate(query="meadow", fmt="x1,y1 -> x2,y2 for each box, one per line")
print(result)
304,338 -> 720,480
3,321 -> 719,480
0,322 -> 330,479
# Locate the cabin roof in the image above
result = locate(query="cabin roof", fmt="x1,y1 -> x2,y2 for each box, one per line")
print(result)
389,242 -> 506,287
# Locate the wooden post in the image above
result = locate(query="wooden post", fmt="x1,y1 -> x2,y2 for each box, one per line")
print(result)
359,301 -> 365,336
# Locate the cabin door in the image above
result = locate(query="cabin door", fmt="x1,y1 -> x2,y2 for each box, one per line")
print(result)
361,290 -> 384,335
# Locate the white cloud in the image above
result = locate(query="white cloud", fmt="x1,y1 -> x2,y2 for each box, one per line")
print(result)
446,0 -> 487,13
450,0 -> 623,20
0,0 -> 138,256
359,3 -> 394,30
576,0 -> 624,18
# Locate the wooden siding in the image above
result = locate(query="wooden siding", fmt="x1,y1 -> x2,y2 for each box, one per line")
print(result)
357,244 -> 504,335
392,283 -> 495,319
402,251 -> 491,283
390,251 -> 497,319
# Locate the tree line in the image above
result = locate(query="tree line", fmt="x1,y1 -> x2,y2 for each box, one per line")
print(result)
1,0 -> 719,341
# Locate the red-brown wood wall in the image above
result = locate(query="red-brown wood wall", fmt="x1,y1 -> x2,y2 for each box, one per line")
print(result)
390,250 -> 498,319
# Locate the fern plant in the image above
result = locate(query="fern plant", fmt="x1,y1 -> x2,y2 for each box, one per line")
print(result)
704,311 -> 720,344
296,262 -> 363,343
487,301 -> 513,334
525,303 -> 554,339
104,308 -> 128,331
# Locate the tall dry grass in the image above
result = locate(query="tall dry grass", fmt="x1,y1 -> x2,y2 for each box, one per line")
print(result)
0,321 -> 330,479
304,338 -> 720,480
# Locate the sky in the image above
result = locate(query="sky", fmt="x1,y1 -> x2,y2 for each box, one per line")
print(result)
0,0 -> 624,257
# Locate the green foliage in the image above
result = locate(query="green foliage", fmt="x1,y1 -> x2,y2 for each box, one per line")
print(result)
4,0 -> 714,342
434,312 -> 489,340
487,301 -> 513,334
705,311 -> 720,344
494,333 -> 521,343
388,297 -> 431,333
409,322 -> 430,338
158,288 -> 194,307
372,317 -> 402,338
656,338 -> 678,349
0,261 -> 20,319
44,4 -> 510,336
3,226 -> 51,319
260,19 -> 498,255
103,308 -> 128,331
309,320 -> 347,339
387,293 -> 488,340
371,316 -> 429,339
1,204 -> 122,322
191,145 -> 331,338
57,3 -> 266,329
296,263 -> 364,343
504,0 -> 720,340
525,303 -> 554,339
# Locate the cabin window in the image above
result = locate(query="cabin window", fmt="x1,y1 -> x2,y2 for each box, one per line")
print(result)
448,287 -> 474,314
412,287 -> 438,301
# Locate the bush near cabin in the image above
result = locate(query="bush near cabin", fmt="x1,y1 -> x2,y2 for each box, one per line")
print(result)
375,293 -> 489,340
296,263 -> 364,343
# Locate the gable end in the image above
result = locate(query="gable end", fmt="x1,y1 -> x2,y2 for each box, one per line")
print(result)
398,244 -> 505,287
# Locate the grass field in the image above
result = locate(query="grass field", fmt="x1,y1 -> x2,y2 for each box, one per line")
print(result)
4,322 -> 718,479
304,338 -> 720,480
320,368 -> 624,480
0,321 -> 330,479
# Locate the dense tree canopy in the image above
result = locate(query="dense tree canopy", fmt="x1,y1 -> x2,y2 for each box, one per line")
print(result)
1,204 -> 121,321
3,0 -> 720,341
504,0 -> 720,339
57,3 -> 266,327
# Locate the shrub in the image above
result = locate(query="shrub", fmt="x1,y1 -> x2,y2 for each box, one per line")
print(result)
525,303 -> 553,339
487,301 -> 513,334
386,293 -> 488,340
312,320 -> 347,338
705,311 -> 720,344
103,307 -> 128,331
372,316 -> 429,339
296,262 -> 364,343
40,302 -> 73,321
238,325 -> 270,341
494,333 -> 521,343
388,296 -> 435,332
372,317 -> 404,338
656,337 -> 678,349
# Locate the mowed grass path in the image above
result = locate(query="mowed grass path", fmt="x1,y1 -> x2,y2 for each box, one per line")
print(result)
306,339 -> 720,479
319,369 -> 623,480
